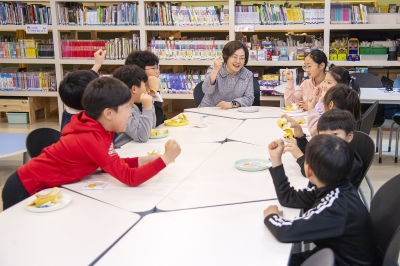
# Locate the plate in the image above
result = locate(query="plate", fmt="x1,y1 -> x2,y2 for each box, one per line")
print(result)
193,123 -> 208,128
24,193 -> 72,213
235,158 -> 272,172
281,108 -> 303,114
164,120 -> 189,127
149,132 -> 169,139
238,107 -> 259,113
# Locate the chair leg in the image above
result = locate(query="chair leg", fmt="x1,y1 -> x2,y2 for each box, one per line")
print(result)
22,152 -> 31,164
365,174 -> 375,202
378,127 -> 383,163
395,127 -> 400,163
358,187 -> 370,211
388,121 -> 396,152
376,129 -> 379,153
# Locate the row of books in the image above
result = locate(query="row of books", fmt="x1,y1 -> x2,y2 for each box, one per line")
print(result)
235,4 -> 324,25
57,2 -> 138,26
145,3 -> 223,26
0,72 -> 57,91
330,3 -> 369,24
159,72 -> 206,94
0,2 -> 52,25
0,39 -> 54,59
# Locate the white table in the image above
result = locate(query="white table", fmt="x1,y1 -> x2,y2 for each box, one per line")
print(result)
150,112 -> 243,144
96,200 -> 300,266
156,142 -> 308,212
0,188 -> 140,266
184,106 -> 297,119
63,143 -> 221,215
360,88 -> 400,104
227,118 -> 310,146
0,133 -> 27,158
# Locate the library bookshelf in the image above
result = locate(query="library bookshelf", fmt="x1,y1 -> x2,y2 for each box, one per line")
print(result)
1,0 -> 399,123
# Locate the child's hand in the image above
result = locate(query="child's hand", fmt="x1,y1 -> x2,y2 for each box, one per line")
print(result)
318,90 -> 326,103
310,125 -> 318,137
92,49 -> 106,73
263,205 -> 283,218
283,68 -> 293,81
281,114 -> 300,129
283,139 -> 303,159
140,93 -> 153,110
298,101 -> 308,111
147,76 -> 160,93
268,139 -> 284,167
161,139 -> 181,165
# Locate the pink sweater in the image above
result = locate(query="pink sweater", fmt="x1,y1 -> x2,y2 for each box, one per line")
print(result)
284,79 -> 325,107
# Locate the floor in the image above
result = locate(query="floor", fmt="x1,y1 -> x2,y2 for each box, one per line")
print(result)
0,112 -> 399,212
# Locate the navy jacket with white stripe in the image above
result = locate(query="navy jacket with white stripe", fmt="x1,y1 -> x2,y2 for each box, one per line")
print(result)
264,164 -> 376,266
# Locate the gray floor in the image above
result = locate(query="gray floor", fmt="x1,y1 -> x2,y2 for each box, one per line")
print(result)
0,116 -> 399,212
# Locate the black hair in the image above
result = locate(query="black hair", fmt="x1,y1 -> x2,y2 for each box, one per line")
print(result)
317,109 -> 356,135
323,84 -> 361,121
305,134 -> 354,185
124,50 -> 159,69
222,40 -> 249,66
328,66 -> 361,95
112,65 -> 148,89
58,70 -> 97,110
82,77 -> 131,120
306,50 -> 327,70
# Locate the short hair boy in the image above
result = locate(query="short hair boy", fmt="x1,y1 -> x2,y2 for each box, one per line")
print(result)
283,109 -> 363,188
2,77 -> 181,210
58,49 -> 106,131
125,50 -> 166,126
264,135 -> 375,266
113,65 -> 154,147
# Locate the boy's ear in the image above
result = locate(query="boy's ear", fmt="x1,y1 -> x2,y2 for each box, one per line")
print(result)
304,163 -> 314,179
130,85 -> 137,94
103,108 -> 113,121
347,131 -> 354,143
328,101 -> 334,109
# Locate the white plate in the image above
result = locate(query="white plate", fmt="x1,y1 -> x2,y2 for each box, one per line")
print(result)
238,107 -> 259,113
149,132 -> 169,139
281,108 -> 303,114
193,123 -> 209,128
235,158 -> 272,172
24,193 -> 72,213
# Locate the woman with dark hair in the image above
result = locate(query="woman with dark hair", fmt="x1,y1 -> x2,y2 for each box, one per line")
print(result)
199,40 -> 254,109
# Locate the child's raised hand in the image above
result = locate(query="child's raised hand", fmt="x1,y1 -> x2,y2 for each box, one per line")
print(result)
283,139 -> 303,159
268,139 -> 284,167
283,68 -> 293,81
94,49 -> 106,66
263,205 -> 283,218
161,139 -> 181,165
281,114 -> 299,129
140,93 -> 153,110
147,76 -> 160,93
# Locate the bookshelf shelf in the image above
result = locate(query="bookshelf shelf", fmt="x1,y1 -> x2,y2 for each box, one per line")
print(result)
0,25 -> 53,31
254,25 -> 325,32
332,61 -> 400,67
0,91 -> 58,97
58,59 -> 125,65
247,61 -> 305,67
143,26 -> 231,31
330,24 -> 400,30
57,25 -> 140,31
0,59 -> 56,64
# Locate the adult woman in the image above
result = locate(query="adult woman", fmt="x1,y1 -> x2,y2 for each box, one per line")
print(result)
199,40 -> 254,109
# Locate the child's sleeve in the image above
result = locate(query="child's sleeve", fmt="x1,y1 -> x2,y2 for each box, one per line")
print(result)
234,72 -> 254,107
264,197 -> 347,243
284,79 -> 304,106
295,134 -> 308,154
202,66 -> 217,94
124,106 -> 153,143
296,155 -> 306,177
269,164 -> 316,208
307,108 -> 321,132
153,101 -> 166,127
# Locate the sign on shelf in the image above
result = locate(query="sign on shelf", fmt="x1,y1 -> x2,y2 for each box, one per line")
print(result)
25,24 -> 48,34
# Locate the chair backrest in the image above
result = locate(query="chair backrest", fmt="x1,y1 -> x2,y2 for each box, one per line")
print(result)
193,81 -> 205,107
370,174 -> 400,263
383,226 -> 400,266
348,131 -> 375,189
352,73 -> 383,88
26,128 -> 60,158
300,248 -> 335,266
252,77 -> 261,106
394,76 -> 400,89
359,101 -> 379,135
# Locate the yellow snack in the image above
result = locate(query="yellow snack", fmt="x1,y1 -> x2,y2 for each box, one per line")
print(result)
284,106 -> 293,111
283,129 -> 294,139
88,184 -> 97,188
277,118 -> 291,130
150,129 -> 169,136
164,113 -> 189,126
149,88 -> 157,93
295,118 -> 306,124
147,149 -> 158,155
28,187 -> 63,207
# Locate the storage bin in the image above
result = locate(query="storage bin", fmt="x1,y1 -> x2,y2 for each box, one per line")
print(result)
6,112 -> 29,123
360,47 -> 388,55
360,54 -> 388,61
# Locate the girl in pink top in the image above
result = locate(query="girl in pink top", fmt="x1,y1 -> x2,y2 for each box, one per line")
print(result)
283,50 -> 327,110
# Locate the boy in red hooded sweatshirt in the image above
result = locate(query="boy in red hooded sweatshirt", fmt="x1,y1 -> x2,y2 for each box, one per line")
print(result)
2,77 -> 181,209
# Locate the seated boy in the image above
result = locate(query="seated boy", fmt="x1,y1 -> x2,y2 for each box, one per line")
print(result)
283,109 -> 363,188
2,77 -> 181,210
112,65 -> 155,148
125,50 -> 166,126
59,49 -> 106,131
264,135 -> 376,266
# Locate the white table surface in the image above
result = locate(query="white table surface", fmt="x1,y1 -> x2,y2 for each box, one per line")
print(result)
96,200 -> 300,266
227,118 -> 310,146
156,142 -> 308,212
184,106 -> 299,119
63,142 -> 221,215
0,188 -> 140,266
147,112 -> 243,144
0,133 -> 27,158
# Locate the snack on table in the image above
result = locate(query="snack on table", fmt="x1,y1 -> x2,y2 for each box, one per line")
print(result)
164,113 -> 189,126
147,149 -> 158,155
277,118 -> 294,142
150,129 -> 169,137
284,103 -> 299,111
28,187 -> 63,207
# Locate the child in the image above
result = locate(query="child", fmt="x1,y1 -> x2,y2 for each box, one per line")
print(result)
264,134 -> 376,266
125,51 -> 166,126
59,49 -> 106,131
307,66 -> 360,130
2,77 -> 181,210
284,50 -> 327,110
283,109 -> 363,189
113,65 -> 155,147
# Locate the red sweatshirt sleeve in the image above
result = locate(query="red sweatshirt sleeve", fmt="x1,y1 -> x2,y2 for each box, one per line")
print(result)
123,157 -> 139,168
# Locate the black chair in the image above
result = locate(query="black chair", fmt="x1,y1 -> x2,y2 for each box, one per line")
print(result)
388,105 -> 400,162
352,73 -> 383,88
382,226 -> 400,266
193,81 -> 205,107
300,248 -> 335,266
370,174 -> 400,265
25,128 -> 60,158
252,77 -> 260,106
348,131 -> 375,209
